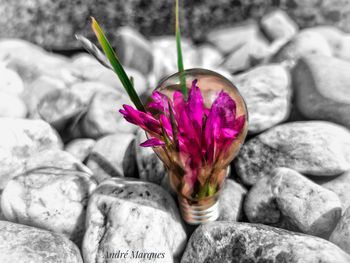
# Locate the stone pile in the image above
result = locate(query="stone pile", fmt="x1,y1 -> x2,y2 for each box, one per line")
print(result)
1,8 -> 350,263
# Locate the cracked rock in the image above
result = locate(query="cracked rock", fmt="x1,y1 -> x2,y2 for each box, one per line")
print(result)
330,206 -> 350,254
235,121 -> 350,185
181,222 -> 350,263
1,167 -> 97,244
83,178 -> 187,263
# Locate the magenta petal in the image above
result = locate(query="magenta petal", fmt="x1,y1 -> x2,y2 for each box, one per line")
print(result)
148,91 -> 170,112
187,79 -> 204,135
140,138 -> 165,147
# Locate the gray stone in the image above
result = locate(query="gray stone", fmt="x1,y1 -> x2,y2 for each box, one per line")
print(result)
218,179 -> 246,222
293,54 -> 350,129
0,67 -> 24,96
207,21 -> 260,54
196,44 -> 224,70
244,175 -> 280,224
115,26 -> 153,75
235,121 -> 350,185
316,171 -> 350,213
69,81 -> 115,104
271,168 -> 342,238
330,206 -> 350,254
181,222 -> 350,263
0,118 -> 62,190
261,9 -> 298,41
0,221 -> 83,263
37,89 -> 85,131
82,178 -> 187,263
232,64 -> 291,133
1,167 -> 96,244
0,92 -> 27,118
222,35 -> 270,73
87,133 -> 135,183
80,89 -> 136,139
272,30 -> 332,67
65,138 -> 96,162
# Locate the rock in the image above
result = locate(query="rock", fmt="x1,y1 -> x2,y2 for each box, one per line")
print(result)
1,167 -> 96,244
261,9 -> 298,41
235,121 -> 350,186
0,92 -> 27,118
134,129 -> 169,190
207,21 -> 259,54
0,118 -> 62,190
0,67 -> 24,95
222,35 -> 270,73
80,89 -> 136,139
69,81 -> 115,104
22,75 -> 67,118
271,168 -> 342,238
196,44 -> 224,70
83,178 -> 187,263
87,133 -> 135,183
330,206 -> 350,254
316,171 -> 350,213
303,26 -> 344,54
37,89 -> 85,131
65,138 -> 96,162
232,64 -> 291,133
272,30 -> 332,67
218,179 -> 246,221
244,175 -> 280,224
293,54 -> 350,129
0,221 -> 83,263
181,221 -> 350,263
335,34 -> 350,60
115,26 -> 153,75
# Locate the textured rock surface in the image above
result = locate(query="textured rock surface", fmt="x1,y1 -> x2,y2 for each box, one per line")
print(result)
293,54 -> 350,129
0,92 -> 27,118
181,222 -> 350,263
3,1 -> 350,49
244,175 -> 280,224
330,206 -> 350,254
235,121 -> 350,185
87,133 -> 135,183
65,138 -> 96,162
0,118 -> 62,189
83,178 -> 187,263
233,64 -> 291,133
317,171 -> 350,213
1,167 -> 97,244
0,221 -> 83,263
271,168 -> 342,238
218,179 -> 246,221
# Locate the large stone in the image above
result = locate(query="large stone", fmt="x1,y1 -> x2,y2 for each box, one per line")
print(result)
114,26 -> 153,75
0,118 -> 62,189
0,67 -> 24,95
0,92 -> 27,118
330,206 -> 350,254
207,20 -> 259,54
272,30 -> 332,67
181,222 -> 350,263
80,89 -> 136,139
244,175 -> 280,224
271,168 -> 342,238
83,178 -> 187,263
1,167 -> 96,244
232,64 -> 291,133
0,221 -> 83,263
235,121 -> 350,185
218,179 -> 246,222
315,171 -> 350,213
87,133 -> 135,183
65,138 -> 96,162
261,9 -> 298,41
293,54 -> 350,129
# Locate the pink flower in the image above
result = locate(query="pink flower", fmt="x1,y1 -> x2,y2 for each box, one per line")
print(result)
119,80 -> 246,194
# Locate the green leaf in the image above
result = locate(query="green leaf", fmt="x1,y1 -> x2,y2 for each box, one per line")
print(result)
175,0 -> 188,100
168,101 -> 180,151
91,17 -> 145,112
